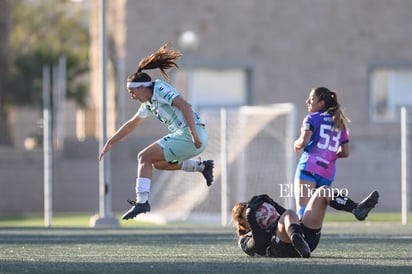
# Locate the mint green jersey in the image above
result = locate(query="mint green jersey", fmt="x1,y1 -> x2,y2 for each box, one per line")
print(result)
136,79 -> 203,132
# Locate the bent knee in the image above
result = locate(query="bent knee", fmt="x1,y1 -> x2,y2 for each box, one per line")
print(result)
281,209 -> 300,222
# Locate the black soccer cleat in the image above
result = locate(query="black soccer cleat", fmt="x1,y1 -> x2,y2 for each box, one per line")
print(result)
121,200 -> 151,220
353,190 -> 379,221
201,160 -> 214,187
291,233 -> 311,258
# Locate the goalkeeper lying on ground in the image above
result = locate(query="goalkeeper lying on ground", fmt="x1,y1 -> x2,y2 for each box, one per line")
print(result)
232,187 -> 379,258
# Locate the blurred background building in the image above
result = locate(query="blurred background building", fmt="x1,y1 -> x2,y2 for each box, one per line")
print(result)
1,0 -> 412,220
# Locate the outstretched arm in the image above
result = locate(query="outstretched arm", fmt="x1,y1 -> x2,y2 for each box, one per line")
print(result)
98,114 -> 145,161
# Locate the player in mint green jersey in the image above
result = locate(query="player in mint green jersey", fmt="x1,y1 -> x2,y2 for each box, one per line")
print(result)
98,44 -> 214,220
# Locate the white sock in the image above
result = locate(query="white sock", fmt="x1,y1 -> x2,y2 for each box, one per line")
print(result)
136,192 -> 149,203
181,159 -> 204,172
135,178 -> 151,203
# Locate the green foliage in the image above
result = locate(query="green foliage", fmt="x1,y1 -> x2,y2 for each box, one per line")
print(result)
8,0 -> 90,107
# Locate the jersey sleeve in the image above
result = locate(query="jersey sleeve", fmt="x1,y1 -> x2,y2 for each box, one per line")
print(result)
246,208 -> 270,251
238,233 -> 257,257
135,103 -> 152,118
340,126 -> 349,144
302,114 -> 314,132
155,80 -> 180,105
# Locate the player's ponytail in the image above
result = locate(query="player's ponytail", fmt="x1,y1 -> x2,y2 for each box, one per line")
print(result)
314,87 -> 350,133
136,43 -> 182,80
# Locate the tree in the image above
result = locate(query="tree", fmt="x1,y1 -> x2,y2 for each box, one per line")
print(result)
0,0 -> 90,146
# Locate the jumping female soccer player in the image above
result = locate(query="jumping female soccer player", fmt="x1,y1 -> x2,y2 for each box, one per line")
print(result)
98,44 -> 214,220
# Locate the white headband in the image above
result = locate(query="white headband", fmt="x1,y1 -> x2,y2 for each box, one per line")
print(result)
127,81 -> 152,88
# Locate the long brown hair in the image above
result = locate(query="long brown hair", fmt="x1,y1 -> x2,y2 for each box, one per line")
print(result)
232,202 -> 249,236
313,87 -> 350,132
135,43 -> 182,81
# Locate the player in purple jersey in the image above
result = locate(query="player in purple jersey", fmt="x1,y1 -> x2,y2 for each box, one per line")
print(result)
294,87 -> 351,219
